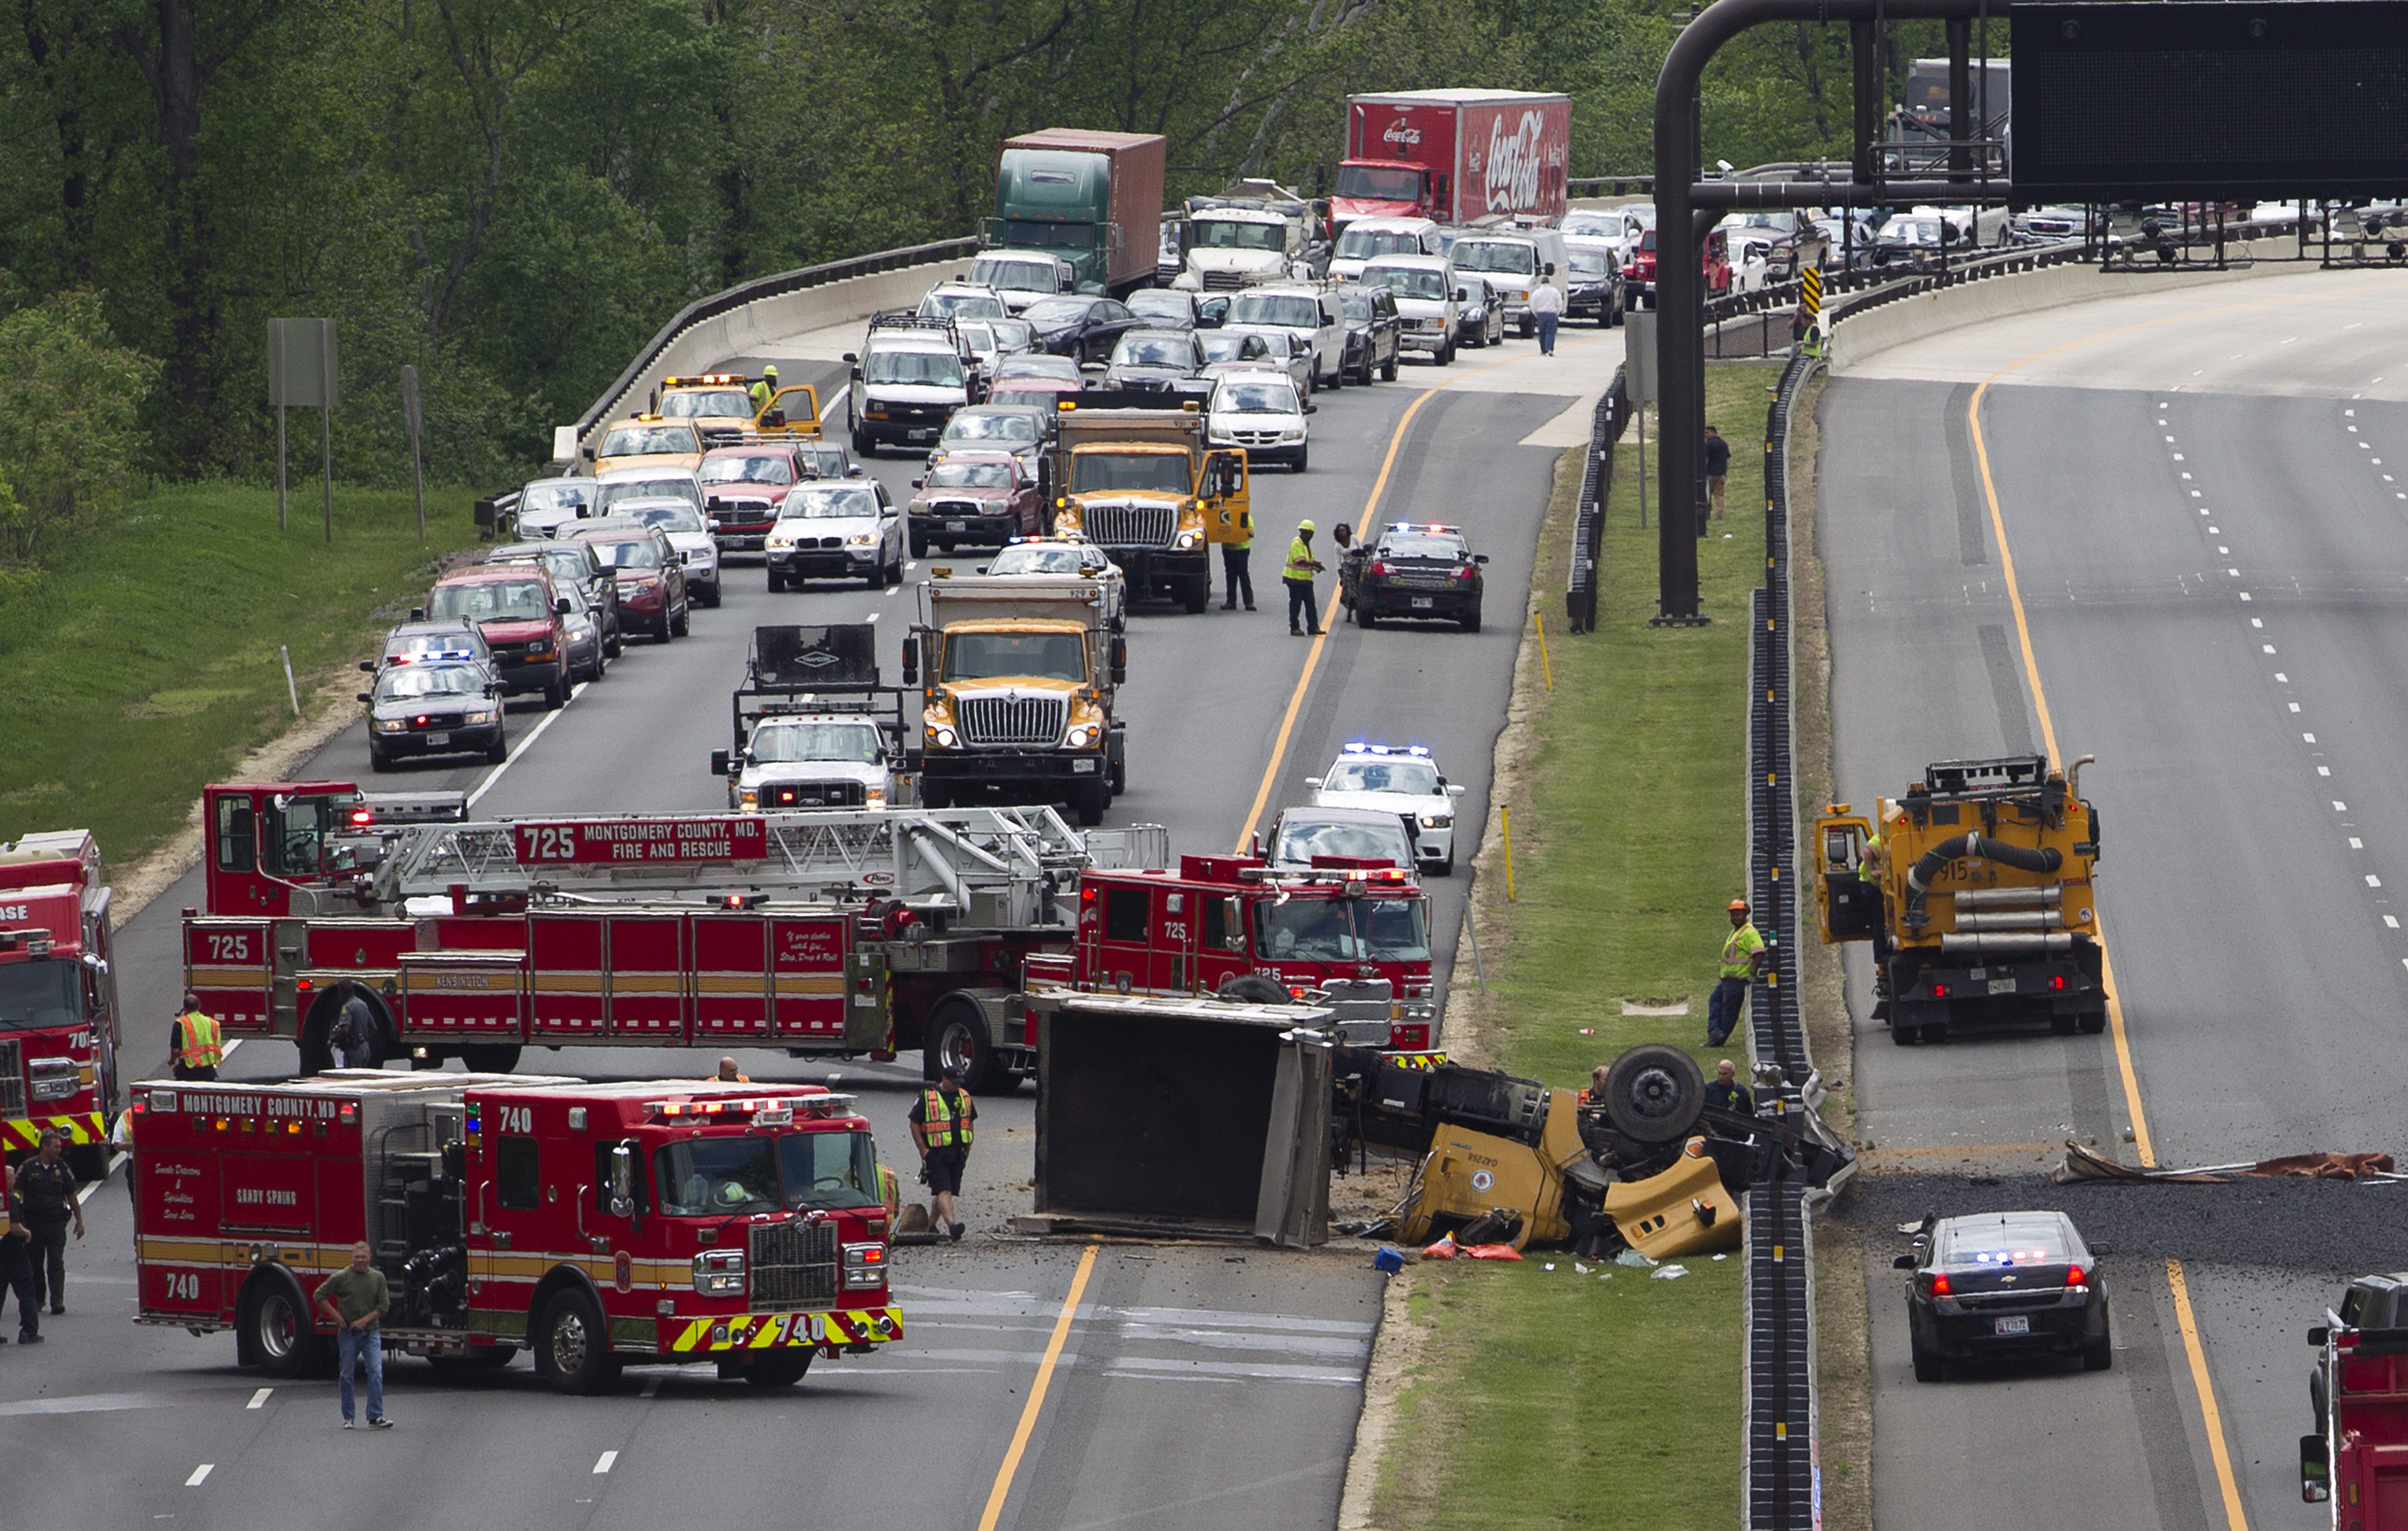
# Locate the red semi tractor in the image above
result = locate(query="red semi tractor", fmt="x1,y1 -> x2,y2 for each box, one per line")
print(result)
0,830 -> 123,1175
180,783 -> 1437,1091
130,1073 -> 901,1391
1332,89 -> 1571,233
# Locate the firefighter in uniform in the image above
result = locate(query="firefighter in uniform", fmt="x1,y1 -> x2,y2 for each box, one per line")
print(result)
172,993 -> 223,1082
1705,899 -> 1768,1048
909,1068 -> 977,1243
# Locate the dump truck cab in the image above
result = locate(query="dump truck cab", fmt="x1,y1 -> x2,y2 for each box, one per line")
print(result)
2304,1274 -> 2408,1519
1048,398 -> 1248,613
1814,754 -> 2105,1045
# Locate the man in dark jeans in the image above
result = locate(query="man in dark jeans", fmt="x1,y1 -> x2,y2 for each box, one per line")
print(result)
12,1130 -> 83,1316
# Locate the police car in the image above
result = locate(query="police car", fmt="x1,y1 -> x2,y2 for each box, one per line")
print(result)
1304,742 -> 1468,875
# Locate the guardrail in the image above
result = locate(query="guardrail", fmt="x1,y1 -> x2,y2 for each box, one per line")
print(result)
1741,344 -> 1824,1530
572,236 -> 982,441
1564,372 -> 1632,633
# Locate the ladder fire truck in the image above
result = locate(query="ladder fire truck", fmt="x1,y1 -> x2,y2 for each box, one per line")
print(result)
131,1072 -> 900,1392
0,829 -> 123,1175
182,782 -> 1436,1090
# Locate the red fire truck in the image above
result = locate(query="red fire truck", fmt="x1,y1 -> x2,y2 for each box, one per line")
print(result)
0,830 -> 123,1175
131,1073 -> 901,1391
182,782 -> 1435,1091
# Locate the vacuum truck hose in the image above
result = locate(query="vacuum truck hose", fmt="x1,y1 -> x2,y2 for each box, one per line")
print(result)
1905,832 -> 2062,897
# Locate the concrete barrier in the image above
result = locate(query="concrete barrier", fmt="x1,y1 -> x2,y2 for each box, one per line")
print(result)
572,257 -> 972,454
1829,237 -> 2308,372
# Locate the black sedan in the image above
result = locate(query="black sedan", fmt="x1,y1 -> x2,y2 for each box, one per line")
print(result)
1896,1210 -> 2112,1380
361,662 -> 508,770
1337,285 -> 1402,385
1021,295 -> 1142,364
1347,523 -> 1486,633
1103,329 -> 1209,394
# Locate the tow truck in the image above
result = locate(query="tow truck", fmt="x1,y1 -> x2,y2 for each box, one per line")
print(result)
653,373 -> 766,450
0,830 -> 122,1175
1814,754 -> 2106,1044
132,1073 -> 900,1391
180,783 -> 1436,1088
2304,1275 -> 2408,1521
711,624 -> 908,811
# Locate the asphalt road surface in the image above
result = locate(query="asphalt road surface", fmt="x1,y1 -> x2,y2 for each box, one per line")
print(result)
1,310 -> 1621,1529
1822,269 -> 2408,1530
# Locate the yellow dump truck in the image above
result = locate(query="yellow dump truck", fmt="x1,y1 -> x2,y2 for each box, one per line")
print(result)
1048,396 -> 1250,613
903,572 -> 1126,824
1815,753 -> 2106,1045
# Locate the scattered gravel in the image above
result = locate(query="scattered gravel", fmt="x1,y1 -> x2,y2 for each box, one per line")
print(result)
1831,1171 -> 2408,1283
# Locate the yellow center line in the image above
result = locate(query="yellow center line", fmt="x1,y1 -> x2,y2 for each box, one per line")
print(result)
1231,341 -> 1579,852
1952,284 -> 2408,1531
976,1241 -> 1100,1531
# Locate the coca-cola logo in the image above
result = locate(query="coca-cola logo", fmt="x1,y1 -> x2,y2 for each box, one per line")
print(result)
1382,117 -> 1422,151
1483,111 -> 1551,212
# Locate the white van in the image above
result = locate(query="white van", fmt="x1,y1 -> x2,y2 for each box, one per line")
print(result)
1444,228 -> 1568,338
1327,217 -> 1444,282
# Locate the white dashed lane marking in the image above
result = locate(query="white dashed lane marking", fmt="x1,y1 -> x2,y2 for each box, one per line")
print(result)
247,1388 -> 271,1409
186,1465 -> 213,1487
595,1451 -> 619,1474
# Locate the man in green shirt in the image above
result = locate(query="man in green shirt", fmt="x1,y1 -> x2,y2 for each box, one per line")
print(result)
315,1241 -> 393,1429
1706,898 -> 1768,1046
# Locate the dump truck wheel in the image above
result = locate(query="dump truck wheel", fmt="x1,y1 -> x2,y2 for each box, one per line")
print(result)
2076,1011 -> 2106,1035
1215,974 -> 1290,1006
461,1045 -> 522,1074
1600,1044 -> 1703,1144
1890,1022 -> 1917,1046
2050,1014 -> 2079,1036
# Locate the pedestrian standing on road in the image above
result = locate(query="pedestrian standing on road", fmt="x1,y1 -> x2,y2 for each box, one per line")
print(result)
909,1067 -> 977,1243
172,992 -> 222,1082
1705,898 -> 1768,1047
13,1130 -> 82,1316
1284,520 -> 1326,636
315,1241 -> 392,1429
1705,1059 -> 1757,1116
0,1169 -> 42,1343
1704,425 -> 1732,520
1220,520 -> 1255,611
1529,267 -> 1565,356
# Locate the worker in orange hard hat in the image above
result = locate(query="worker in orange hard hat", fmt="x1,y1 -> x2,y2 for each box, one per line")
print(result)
1707,899 -> 1768,1046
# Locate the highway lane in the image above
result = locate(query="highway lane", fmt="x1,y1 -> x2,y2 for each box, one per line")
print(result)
14,312 -> 1613,1529
1823,273 -> 2408,1529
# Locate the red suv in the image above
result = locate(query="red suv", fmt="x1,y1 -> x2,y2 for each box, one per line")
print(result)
1626,228 -> 1732,308
427,564 -> 571,707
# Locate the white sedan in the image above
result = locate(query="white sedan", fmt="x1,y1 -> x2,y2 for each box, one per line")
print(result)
1305,743 -> 1468,874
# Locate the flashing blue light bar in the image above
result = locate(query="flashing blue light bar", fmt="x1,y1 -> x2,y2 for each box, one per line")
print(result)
1340,742 -> 1436,758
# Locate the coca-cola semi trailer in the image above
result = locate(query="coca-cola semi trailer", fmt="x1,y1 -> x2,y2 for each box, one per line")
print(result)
1332,90 -> 1571,233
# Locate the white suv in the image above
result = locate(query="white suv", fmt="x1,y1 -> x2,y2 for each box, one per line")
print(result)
1360,256 -> 1463,365
1219,284 -> 1347,391
1305,742 -> 1468,874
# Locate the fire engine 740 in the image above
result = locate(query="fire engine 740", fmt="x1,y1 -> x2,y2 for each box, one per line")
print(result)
0,830 -> 123,1174
182,782 -> 1436,1092
132,1073 -> 900,1391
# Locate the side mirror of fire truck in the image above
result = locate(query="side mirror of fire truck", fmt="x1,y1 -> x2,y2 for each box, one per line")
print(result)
901,637 -> 920,685
2301,1433 -> 2331,1503
608,1143 -> 637,1219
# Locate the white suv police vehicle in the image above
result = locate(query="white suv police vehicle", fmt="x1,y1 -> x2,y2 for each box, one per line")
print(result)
1305,742 -> 1468,875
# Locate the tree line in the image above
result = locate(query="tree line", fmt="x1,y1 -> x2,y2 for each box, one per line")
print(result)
0,0 -> 1963,535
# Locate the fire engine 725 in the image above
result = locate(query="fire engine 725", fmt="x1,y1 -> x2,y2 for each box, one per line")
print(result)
182,782 -> 1436,1093
133,1073 -> 900,1391
0,830 -> 123,1174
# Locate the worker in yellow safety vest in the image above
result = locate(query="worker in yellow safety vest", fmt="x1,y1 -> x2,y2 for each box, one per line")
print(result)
172,993 -> 223,1082
908,1067 -> 977,1242
1705,900 -> 1768,1048
749,365 -> 779,414
1283,519 -> 1326,636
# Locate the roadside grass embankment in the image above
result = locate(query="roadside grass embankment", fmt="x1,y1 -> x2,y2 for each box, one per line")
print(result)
1361,364 -> 1781,1530
0,484 -> 482,869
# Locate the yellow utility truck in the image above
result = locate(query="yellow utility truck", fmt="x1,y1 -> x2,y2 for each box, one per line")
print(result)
903,573 -> 1126,825
1047,396 -> 1250,613
1815,753 -> 2105,1045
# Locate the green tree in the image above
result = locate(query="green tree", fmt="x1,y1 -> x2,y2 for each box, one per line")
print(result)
0,286 -> 157,561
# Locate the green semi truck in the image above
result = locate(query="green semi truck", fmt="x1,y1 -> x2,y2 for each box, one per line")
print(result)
987,129 -> 1166,299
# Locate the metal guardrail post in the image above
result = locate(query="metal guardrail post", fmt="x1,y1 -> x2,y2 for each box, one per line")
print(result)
1565,372 -> 1633,634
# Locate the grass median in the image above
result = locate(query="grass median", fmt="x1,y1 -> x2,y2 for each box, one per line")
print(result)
1363,363 -> 1778,1531
0,483 -> 481,868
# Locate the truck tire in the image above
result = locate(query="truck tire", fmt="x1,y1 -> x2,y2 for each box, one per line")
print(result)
1599,1044 -> 1704,1145
746,1351 -> 813,1387
535,1287 -> 621,1395
1074,779 -> 1106,827
1182,575 -> 1208,614
926,997 -> 1005,1093
243,1268 -> 324,1380
544,677 -> 567,710
2077,1011 -> 2106,1034
909,531 -> 929,559
920,780 -> 950,810
461,1045 -> 522,1074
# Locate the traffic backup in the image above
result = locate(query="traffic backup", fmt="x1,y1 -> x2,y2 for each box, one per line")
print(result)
132,1075 -> 900,1392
